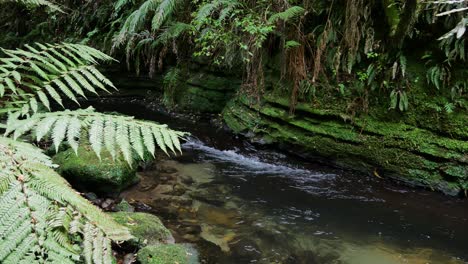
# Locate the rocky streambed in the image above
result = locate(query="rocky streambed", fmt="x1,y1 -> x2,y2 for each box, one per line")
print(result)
115,139 -> 468,264
68,96 -> 468,264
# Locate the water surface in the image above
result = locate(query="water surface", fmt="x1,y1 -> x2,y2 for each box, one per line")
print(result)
91,97 -> 468,264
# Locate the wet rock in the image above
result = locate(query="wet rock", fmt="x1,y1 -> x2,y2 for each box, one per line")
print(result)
173,184 -> 187,195
122,253 -> 136,264
161,160 -> 216,185
110,212 -> 175,246
196,203 -> 239,228
182,234 -> 199,242
230,238 -> 262,261
53,146 -> 138,195
83,192 -> 98,202
153,184 -> 174,195
189,190 -> 225,207
101,198 -> 114,210
159,165 -> 178,174
137,244 -> 199,264
180,174 -> 195,185
199,224 -> 236,252
181,225 -> 202,235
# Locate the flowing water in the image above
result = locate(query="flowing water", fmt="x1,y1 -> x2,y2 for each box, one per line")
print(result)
90,98 -> 468,264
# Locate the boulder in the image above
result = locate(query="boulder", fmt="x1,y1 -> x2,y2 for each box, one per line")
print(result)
53,146 -> 138,194
110,212 -> 175,246
137,244 -> 199,264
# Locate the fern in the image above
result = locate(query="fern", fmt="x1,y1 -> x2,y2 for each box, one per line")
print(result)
268,6 -> 306,24
0,43 -> 116,114
113,0 -> 185,48
0,0 -> 62,12
0,136 -> 132,263
4,107 -> 186,165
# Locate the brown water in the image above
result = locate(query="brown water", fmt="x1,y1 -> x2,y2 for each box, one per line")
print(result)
90,97 -> 468,264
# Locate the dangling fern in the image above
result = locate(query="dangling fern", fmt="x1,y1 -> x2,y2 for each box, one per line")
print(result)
4,107 -> 186,165
0,43 -> 116,115
113,0 -> 185,48
0,0 -> 62,12
0,136 -> 133,264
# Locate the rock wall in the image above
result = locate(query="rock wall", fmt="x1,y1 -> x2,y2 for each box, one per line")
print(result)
176,70 -> 240,113
222,94 -> 467,195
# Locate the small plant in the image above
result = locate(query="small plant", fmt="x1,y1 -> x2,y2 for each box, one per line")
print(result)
389,89 -> 409,111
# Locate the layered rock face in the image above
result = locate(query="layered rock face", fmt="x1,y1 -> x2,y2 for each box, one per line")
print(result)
223,94 -> 467,195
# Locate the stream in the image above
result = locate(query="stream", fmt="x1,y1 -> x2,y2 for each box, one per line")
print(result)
90,97 -> 468,264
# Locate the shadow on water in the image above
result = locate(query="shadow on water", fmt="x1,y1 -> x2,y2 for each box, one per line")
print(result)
88,97 -> 468,264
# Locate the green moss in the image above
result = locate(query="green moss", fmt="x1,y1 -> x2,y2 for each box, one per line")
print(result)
114,199 -> 134,212
53,146 -> 138,194
110,212 -> 173,246
223,95 -> 467,195
137,244 -> 193,264
175,71 -> 240,113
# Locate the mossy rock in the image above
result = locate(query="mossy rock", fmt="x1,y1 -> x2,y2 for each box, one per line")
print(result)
137,244 -> 199,264
114,199 -> 135,212
53,146 -> 138,194
110,212 -> 174,246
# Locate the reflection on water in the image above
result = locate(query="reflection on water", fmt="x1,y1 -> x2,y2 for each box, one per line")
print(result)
123,138 -> 468,264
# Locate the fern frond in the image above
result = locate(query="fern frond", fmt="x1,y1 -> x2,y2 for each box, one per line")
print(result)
113,0 -> 185,48
4,107 -> 187,165
0,43 -> 117,114
151,0 -> 182,31
268,6 -> 306,24
0,0 -> 63,12
0,136 -> 133,263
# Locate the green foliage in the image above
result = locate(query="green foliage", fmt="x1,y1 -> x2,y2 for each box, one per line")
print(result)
0,0 -> 62,12
0,0 -> 466,116
0,136 -> 132,263
390,89 -> 409,112
4,107 -> 185,165
0,40 -> 185,262
267,6 -> 305,24
162,66 -> 182,106
113,0 -> 185,48
0,43 -> 116,114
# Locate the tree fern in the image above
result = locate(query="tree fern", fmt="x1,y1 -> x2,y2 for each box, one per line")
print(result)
0,43 -> 116,114
4,107 -> 186,165
0,136 -> 133,263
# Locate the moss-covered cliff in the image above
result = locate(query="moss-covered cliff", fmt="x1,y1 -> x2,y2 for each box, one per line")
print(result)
223,93 -> 467,195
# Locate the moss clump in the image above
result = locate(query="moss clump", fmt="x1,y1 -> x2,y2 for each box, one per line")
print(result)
137,244 -> 195,264
110,212 -> 174,246
53,146 -> 138,194
114,199 -> 135,212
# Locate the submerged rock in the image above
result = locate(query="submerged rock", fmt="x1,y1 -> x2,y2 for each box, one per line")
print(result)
137,244 -> 199,264
53,146 -> 138,194
111,212 -> 175,246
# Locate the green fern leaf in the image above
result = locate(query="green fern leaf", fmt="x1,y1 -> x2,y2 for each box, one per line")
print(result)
52,116 -> 69,152
89,117 -> 104,160
104,118 -> 117,160
67,117 -> 82,155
